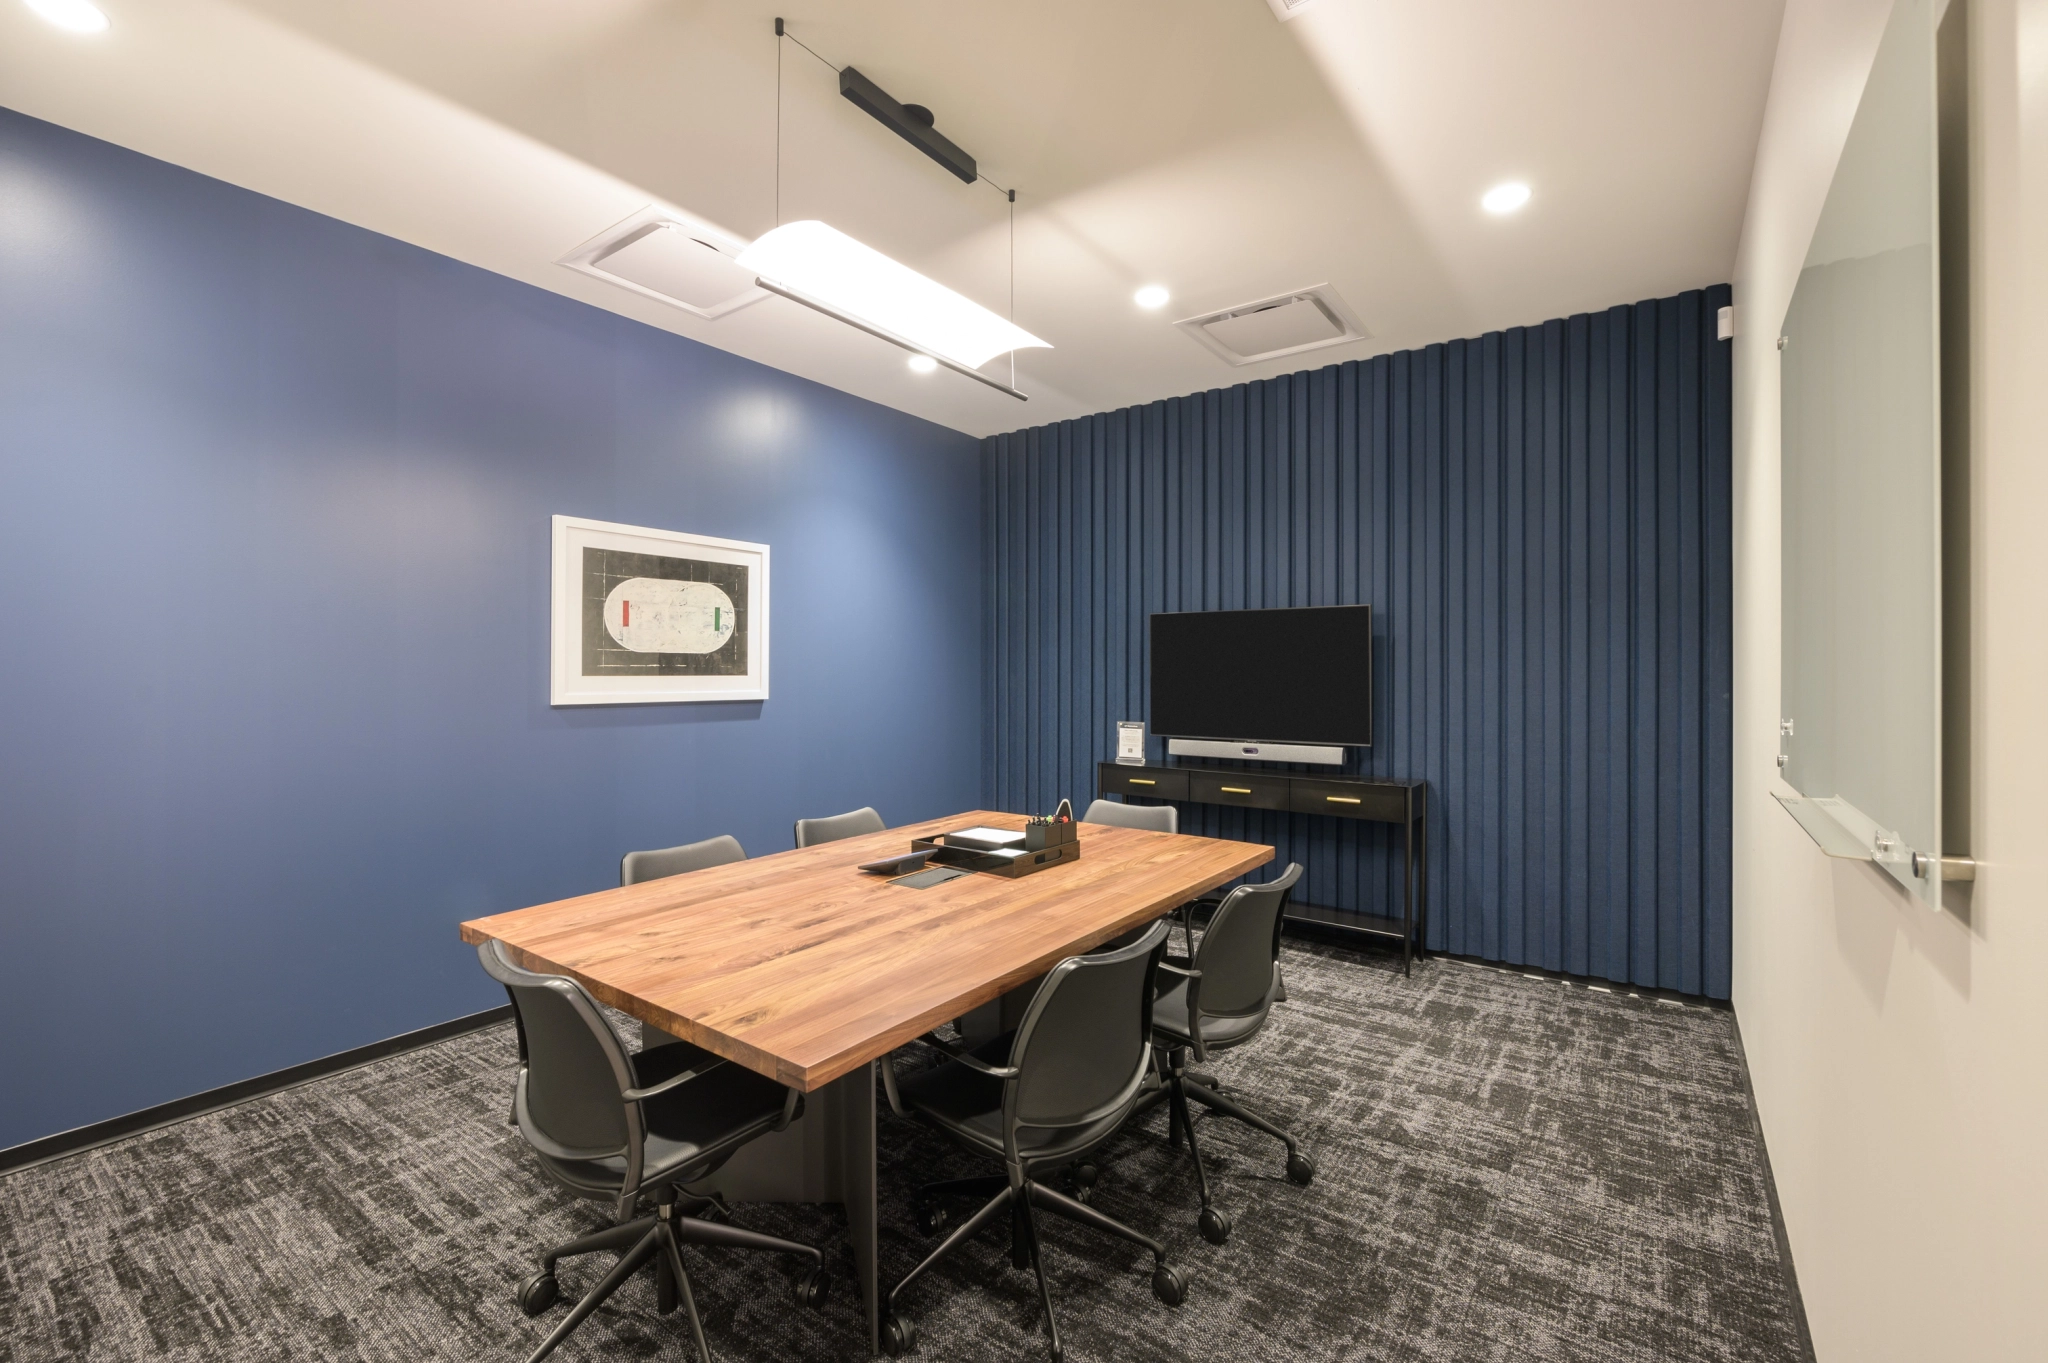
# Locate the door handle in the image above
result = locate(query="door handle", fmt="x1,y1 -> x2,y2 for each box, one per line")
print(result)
1325,796 -> 1361,804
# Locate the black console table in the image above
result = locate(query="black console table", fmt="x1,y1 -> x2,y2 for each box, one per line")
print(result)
1096,762 -> 1429,973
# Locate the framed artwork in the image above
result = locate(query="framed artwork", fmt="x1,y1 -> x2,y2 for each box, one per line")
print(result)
550,515 -> 769,705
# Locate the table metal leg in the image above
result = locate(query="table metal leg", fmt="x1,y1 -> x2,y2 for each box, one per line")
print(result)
837,1061 -> 879,1355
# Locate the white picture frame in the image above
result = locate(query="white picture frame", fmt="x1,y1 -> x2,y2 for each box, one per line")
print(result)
550,515 -> 770,705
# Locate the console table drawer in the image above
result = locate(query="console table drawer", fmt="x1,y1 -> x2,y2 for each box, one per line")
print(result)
1099,766 -> 1189,800
1289,779 -> 1409,822
1188,771 -> 1289,810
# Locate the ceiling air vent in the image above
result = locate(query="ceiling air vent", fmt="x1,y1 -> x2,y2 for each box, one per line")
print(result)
1265,0 -> 1321,21
559,207 -> 765,320
1176,284 -> 1367,366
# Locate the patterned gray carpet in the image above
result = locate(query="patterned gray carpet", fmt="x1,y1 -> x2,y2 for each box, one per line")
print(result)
0,943 -> 1807,1362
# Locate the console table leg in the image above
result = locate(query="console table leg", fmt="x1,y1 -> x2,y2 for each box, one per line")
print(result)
1419,803 -> 1430,960
1402,807 -> 1414,976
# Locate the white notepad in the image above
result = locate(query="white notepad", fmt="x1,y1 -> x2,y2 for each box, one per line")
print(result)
944,826 -> 1027,850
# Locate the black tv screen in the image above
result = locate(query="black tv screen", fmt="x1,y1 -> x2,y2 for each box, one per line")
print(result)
1149,606 -> 1372,747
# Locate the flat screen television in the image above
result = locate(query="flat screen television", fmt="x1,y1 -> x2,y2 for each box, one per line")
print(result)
1149,606 -> 1372,749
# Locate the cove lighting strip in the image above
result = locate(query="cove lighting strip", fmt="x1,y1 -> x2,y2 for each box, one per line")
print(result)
738,221 -> 1047,400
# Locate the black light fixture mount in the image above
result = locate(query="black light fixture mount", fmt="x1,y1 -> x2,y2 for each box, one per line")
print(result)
767,18 -> 1033,399
837,66 -> 978,184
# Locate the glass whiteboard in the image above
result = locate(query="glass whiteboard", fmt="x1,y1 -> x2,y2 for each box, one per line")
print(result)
1777,0 -> 1945,908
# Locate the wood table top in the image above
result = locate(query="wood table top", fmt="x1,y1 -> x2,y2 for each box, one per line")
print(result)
459,810 -> 1273,1091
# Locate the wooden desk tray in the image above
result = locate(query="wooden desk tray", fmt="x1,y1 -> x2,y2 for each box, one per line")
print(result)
913,833 -> 1082,878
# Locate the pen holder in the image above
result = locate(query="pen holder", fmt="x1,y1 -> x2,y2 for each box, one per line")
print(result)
1025,819 -> 1077,851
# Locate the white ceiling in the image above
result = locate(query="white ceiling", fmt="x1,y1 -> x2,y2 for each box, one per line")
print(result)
0,0 -> 1785,438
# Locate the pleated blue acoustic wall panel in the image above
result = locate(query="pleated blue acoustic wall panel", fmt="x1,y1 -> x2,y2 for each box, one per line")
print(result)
982,286 -> 1732,998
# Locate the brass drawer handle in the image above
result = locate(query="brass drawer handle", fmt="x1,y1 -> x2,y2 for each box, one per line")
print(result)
1220,786 -> 1252,794
1326,796 -> 1362,804
1128,778 -> 1156,786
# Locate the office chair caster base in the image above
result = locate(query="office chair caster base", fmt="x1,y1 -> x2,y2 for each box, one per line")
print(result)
1287,1152 -> 1316,1186
913,1200 -> 949,1235
1198,1206 -> 1231,1245
791,1266 -> 831,1309
881,1312 -> 917,1355
516,1271 -> 559,1316
1151,1263 -> 1187,1306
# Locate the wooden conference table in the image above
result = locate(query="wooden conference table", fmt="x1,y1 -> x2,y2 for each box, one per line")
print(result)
459,810 -> 1273,1354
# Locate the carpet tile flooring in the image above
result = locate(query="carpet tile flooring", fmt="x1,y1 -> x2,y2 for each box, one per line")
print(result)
0,941 -> 1807,1362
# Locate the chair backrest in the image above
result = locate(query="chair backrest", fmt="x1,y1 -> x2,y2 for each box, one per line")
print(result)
793,806 -> 885,848
1081,798 -> 1177,834
1005,919 -> 1170,1138
1194,862 -> 1303,1016
621,833 -> 746,886
478,940 -> 639,1165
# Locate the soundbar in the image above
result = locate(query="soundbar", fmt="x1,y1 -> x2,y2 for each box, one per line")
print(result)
1166,738 -> 1346,766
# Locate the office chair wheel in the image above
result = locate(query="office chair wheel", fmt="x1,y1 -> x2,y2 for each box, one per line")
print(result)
1151,1263 -> 1187,1307
913,1200 -> 949,1235
1070,1162 -> 1099,1204
516,1271 -> 559,1316
1286,1152 -> 1316,1186
1198,1206 -> 1231,1245
791,1265 -> 831,1309
881,1313 -> 917,1355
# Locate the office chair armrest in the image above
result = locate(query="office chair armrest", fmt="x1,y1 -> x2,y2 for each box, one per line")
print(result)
1155,962 -> 1207,1063
917,1031 -> 1020,1079
621,1056 -> 727,1102
880,1053 -> 909,1118
771,1084 -> 803,1132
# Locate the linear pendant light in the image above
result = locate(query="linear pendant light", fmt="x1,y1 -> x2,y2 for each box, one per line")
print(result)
739,221 -> 1048,399
764,20 -> 1043,400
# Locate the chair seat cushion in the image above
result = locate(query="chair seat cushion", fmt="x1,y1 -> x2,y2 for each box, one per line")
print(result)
895,1034 -> 1128,1168
535,1041 -> 791,1194
1150,976 -> 1268,1050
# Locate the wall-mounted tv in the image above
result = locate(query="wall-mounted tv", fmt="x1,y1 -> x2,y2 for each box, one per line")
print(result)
1149,605 -> 1372,748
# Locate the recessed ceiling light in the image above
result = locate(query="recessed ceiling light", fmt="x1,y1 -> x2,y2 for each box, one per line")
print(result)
23,0 -> 109,33
906,354 -> 938,374
1134,284 -> 1171,310
1481,181 -> 1531,215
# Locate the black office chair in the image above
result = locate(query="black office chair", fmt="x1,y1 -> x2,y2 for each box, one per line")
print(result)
622,834 -> 746,886
478,941 -> 829,1363
1136,862 -> 1312,1247
793,806 -> 884,848
879,919 -> 1185,1360
1084,797 -> 1290,1003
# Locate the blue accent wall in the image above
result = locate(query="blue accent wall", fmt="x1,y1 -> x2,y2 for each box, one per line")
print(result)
983,288 -> 1733,998
0,108 -> 984,1149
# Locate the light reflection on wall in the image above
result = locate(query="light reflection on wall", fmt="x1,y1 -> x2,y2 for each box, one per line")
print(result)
719,391 -> 786,449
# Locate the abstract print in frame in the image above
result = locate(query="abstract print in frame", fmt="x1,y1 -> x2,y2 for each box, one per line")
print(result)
550,515 -> 769,704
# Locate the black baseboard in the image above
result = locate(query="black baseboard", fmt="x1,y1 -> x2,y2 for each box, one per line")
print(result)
1730,1011 -> 1819,1363
0,1006 -> 513,1176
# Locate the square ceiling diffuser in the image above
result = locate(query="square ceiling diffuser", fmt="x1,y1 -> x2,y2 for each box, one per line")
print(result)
1176,284 -> 1368,366
559,207 -> 765,320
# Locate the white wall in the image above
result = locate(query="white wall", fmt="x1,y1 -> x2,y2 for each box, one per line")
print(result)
1731,1 -> 2048,1359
